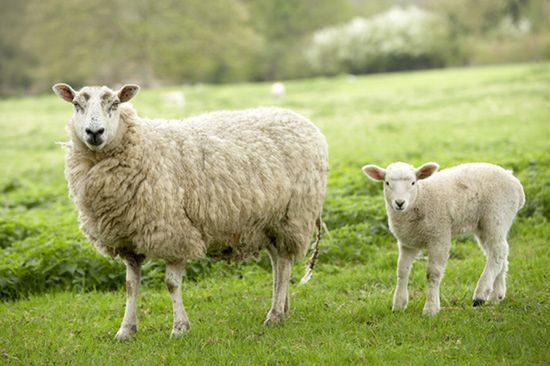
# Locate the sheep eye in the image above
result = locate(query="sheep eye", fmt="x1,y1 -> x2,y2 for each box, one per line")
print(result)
72,102 -> 82,112
110,101 -> 119,111
385,181 -> 389,186
411,181 -> 415,186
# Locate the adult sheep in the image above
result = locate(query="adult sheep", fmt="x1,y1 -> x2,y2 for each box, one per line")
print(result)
362,162 -> 524,315
52,83 -> 328,340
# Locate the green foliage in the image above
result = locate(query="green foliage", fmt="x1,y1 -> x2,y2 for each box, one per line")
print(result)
0,217 -> 37,249
0,238 -> 123,300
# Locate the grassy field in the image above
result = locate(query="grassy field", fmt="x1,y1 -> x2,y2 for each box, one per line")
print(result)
1,63 -> 549,364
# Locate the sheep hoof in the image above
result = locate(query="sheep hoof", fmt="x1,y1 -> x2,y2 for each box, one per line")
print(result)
472,298 -> 485,307
170,321 -> 191,337
115,324 -> 137,341
263,310 -> 284,327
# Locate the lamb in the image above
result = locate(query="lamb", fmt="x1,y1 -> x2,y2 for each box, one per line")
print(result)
52,83 -> 328,339
362,162 -> 524,315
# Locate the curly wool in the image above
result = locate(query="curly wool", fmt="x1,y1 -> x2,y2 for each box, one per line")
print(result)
65,105 -> 328,263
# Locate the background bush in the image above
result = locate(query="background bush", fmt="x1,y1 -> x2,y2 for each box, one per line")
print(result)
305,6 -> 460,75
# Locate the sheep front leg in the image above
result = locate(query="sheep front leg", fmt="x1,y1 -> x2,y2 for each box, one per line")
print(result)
116,255 -> 144,340
393,244 -> 419,311
423,243 -> 450,316
264,253 -> 292,326
165,261 -> 190,337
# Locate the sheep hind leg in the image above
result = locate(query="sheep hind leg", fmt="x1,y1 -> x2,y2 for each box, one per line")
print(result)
473,238 -> 508,306
264,247 -> 292,327
165,261 -> 191,337
116,254 -> 145,340
267,245 -> 289,314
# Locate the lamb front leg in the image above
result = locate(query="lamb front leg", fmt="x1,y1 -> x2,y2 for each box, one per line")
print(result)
423,243 -> 450,316
116,254 -> 144,340
165,261 -> 190,337
393,244 -> 419,311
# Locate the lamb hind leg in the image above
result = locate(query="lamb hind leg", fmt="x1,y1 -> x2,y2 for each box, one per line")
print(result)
488,257 -> 508,303
165,261 -> 191,337
264,250 -> 292,326
474,239 -> 508,306
116,254 -> 145,340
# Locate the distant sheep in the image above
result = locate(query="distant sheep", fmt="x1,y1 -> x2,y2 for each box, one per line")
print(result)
362,162 -> 524,315
271,82 -> 285,98
162,91 -> 185,107
52,83 -> 328,339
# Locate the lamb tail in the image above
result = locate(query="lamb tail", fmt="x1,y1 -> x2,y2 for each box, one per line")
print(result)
300,217 -> 322,285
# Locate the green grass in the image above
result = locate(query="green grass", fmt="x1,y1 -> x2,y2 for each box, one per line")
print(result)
1,63 -> 550,364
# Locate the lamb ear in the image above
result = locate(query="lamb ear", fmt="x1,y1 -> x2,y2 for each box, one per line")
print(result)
362,164 -> 386,181
415,162 -> 439,180
52,83 -> 76,103
117,84 -> 140,102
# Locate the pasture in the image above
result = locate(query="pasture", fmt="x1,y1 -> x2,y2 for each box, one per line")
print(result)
0,63 -> 549,364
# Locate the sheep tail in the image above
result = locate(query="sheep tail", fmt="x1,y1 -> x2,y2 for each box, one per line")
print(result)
300,217 -> 322,285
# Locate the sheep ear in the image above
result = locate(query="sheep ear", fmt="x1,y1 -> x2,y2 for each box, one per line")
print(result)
415,162 -> 439,180
52,83 -> 76,103
362,165 -> 386,181
117,84 -> 140,102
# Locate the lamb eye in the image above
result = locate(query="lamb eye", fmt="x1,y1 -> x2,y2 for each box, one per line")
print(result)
411,181 -> 415,186
110,101 -> 119,110
385,181 -> 389,186
73,102 -> 82,112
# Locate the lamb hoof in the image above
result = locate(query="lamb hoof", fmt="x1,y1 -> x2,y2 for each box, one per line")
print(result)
422,305 -> 440,316
392,296 -> 408,311
115,324 -> 137,341
392,304 -> 407,312
170,321 -> 191,338
472,298 -> 485,307
263,310 -> 284,327
488,292 -> 505,303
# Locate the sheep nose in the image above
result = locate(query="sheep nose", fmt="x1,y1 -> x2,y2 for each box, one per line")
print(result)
85,128 -> 105,146
395,199 -> 405,208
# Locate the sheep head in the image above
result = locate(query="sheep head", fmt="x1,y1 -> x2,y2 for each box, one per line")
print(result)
52,83 -> 139,151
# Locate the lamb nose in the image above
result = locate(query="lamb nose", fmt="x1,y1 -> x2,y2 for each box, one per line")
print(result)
395,200 -> 405,208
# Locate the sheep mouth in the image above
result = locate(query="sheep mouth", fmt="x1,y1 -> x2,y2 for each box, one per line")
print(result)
85,140 -> 106,151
